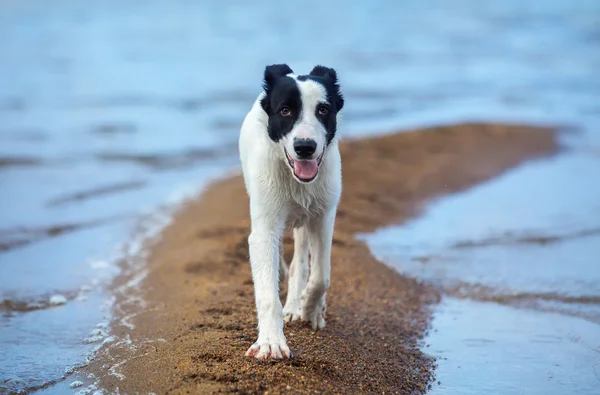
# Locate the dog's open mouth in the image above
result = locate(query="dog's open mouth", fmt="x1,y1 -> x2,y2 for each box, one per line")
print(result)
284,149 -> 324,183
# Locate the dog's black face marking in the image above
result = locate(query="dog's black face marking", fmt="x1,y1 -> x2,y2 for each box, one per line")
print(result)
260,64 -> 303,143
299,65 -> 344,112
298,65 -> 344,146
262,79 -> 302,143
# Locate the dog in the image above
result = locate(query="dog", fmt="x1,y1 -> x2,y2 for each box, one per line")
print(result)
238,64 -> 344,360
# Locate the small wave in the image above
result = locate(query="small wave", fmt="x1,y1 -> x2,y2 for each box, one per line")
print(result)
448,282 -> 600,305
1,291 -> 78,313
47,180 -> 147,207
446,282 -> 600,324
450,226 -> 600,249
95,144 -> 237,171
0,215 -> 133,253
0,156 -> 44,168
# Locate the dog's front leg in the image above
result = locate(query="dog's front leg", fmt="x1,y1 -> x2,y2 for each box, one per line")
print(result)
245,209 -> 292,360
301,209 -> 336,330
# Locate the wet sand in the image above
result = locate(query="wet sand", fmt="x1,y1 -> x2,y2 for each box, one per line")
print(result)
88,123 -> 558,394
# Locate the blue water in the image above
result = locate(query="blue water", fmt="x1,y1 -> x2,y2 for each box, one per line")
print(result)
1,0 -> 599,393
363,150 -> 600,394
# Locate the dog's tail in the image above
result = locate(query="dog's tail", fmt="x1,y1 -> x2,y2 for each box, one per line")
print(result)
279,241 -> 289,280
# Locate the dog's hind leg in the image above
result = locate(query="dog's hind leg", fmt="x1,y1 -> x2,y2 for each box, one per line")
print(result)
301,210 -> 335,330
283,226 -> 309,323
279,240 -> 288,280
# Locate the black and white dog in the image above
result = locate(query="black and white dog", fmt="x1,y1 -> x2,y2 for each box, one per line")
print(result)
239,64 -> 344,359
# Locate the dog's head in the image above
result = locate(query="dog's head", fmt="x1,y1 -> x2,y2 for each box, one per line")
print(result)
260,64 -> 344,184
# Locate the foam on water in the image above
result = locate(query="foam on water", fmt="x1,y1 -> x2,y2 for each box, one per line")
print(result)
1,0 -> 599,392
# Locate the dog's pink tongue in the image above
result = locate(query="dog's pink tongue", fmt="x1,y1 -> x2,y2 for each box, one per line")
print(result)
293,160 -> 318,180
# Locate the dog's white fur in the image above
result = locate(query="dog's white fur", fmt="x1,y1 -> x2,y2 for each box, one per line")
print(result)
238,75 -> 342,359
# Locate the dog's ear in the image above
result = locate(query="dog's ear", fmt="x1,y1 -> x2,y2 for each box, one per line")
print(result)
309,65 -> 337,82
261,64 -> 293,113
263,64 -> 293,92
309,65 -> 344,112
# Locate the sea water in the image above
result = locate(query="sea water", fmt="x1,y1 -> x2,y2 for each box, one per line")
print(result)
1,0 -> 599,393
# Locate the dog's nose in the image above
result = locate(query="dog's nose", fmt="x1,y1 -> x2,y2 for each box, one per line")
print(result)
293,138 -> 317,158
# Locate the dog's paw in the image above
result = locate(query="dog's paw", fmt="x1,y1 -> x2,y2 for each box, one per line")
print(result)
245,339 -> 292,360
300,294 -> 327,331
283,304 -> 302,323
283,295 -> 302,323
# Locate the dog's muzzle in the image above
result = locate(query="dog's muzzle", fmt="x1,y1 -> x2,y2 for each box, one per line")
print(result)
285,148 -> 324,183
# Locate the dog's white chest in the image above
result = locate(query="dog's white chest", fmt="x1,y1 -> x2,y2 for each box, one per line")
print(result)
285,182 -> 329,228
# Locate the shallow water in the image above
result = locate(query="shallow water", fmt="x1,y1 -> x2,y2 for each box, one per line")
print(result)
427,298 -> 600,395
362,147 -> 600,392
1,0 -> 599,393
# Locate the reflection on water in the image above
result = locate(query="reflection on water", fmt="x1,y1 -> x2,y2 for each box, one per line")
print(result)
1,0 -> 599,392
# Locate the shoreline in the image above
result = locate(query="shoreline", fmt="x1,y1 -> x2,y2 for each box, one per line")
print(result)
84,123 -> 559,394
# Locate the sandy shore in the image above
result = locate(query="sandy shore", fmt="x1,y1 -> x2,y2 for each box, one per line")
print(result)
88,123 -> 558,394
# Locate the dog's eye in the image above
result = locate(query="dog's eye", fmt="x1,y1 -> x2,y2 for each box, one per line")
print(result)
280,107 -> 291,116
318,105 -> 329,115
